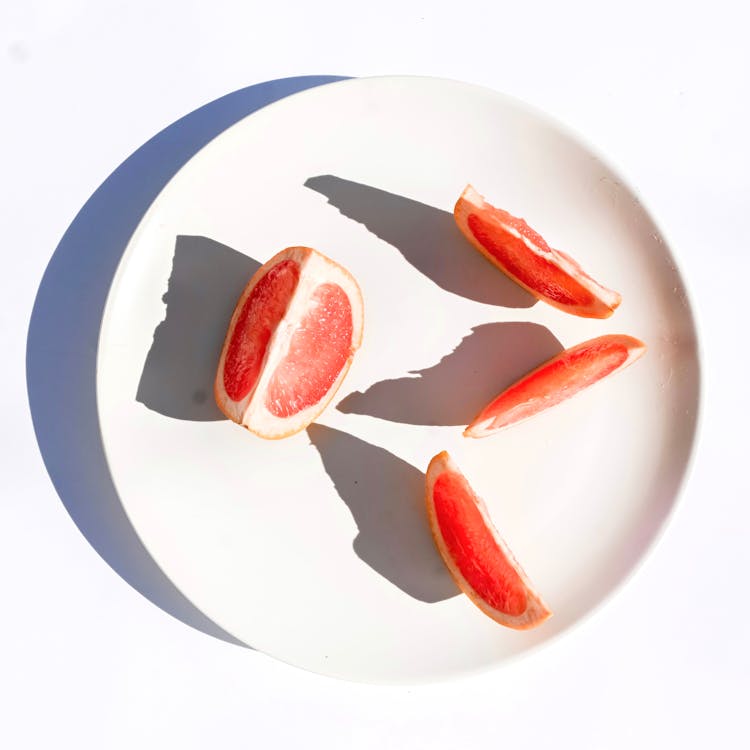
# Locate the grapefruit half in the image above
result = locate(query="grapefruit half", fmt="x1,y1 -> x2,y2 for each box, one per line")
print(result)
215,246 -> 364,439
465,334 -> 646,438
426,451 -> 551,629
454,185 -> 622,318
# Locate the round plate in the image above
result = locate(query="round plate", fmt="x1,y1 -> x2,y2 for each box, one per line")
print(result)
97,76 -> 700,683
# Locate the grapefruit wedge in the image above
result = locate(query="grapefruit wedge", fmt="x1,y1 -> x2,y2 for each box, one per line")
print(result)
454,185 -> 622,318
215,246 -> 363,439
464,334 -> 646,438
426,452 -> 551,629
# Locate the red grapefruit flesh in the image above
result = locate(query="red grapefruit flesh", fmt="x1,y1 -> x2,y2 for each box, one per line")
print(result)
426,451 -> 551,629
223,259 -> 300,402
454,185 -> 622,318
215,247 -> 364,439
266,283 -> 353,417
464,334 -> 646,438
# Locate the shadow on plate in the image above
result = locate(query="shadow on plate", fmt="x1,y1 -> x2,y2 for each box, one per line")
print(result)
307,424 -> 458,603
338,322 -> 564,426
304,174 -> 536,308
26,75 -> 348,648
136,235 -> 260,421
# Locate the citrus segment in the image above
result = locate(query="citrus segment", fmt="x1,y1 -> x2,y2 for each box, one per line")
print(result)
223,259 -> 300,402
455,185 -> 621,318
426,452 -> 551,629
433,471 -> 527,616
214,246 -> 363,438
467,213 -> 584,307
464,334 -> 646,438
266,282 -> 354,417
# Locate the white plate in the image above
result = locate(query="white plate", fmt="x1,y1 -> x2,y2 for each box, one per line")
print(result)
97,76 -> 700,683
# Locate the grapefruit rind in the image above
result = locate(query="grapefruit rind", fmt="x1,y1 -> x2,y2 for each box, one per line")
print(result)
425,451 -> 552,630
454,185 -> 622,319
214,246 -> 364,439
464,334 -> 646,439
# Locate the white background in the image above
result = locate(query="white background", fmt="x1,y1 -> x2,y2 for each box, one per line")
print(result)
3,1 -> 748,747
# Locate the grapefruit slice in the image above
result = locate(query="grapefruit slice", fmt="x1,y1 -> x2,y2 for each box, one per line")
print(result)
464,334 -> 646,438
214,246 -> 364,439
426,451 -> 551,629
454,185 -> 622,318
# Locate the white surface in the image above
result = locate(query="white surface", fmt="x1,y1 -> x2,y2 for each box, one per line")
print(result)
3,0 -> 748,745
97,76 -> 697,682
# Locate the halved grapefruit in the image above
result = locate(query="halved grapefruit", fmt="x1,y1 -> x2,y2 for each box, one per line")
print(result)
426,451 -> 551,629
214,246 -> 364,439
454,185 -> 622,318
464,334 -> 646,438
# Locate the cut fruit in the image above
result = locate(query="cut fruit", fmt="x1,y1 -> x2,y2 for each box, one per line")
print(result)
454,185 -> 622,318
464,334 -> 646,438
215,246 -> 364,439
426,452 -> 551,630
